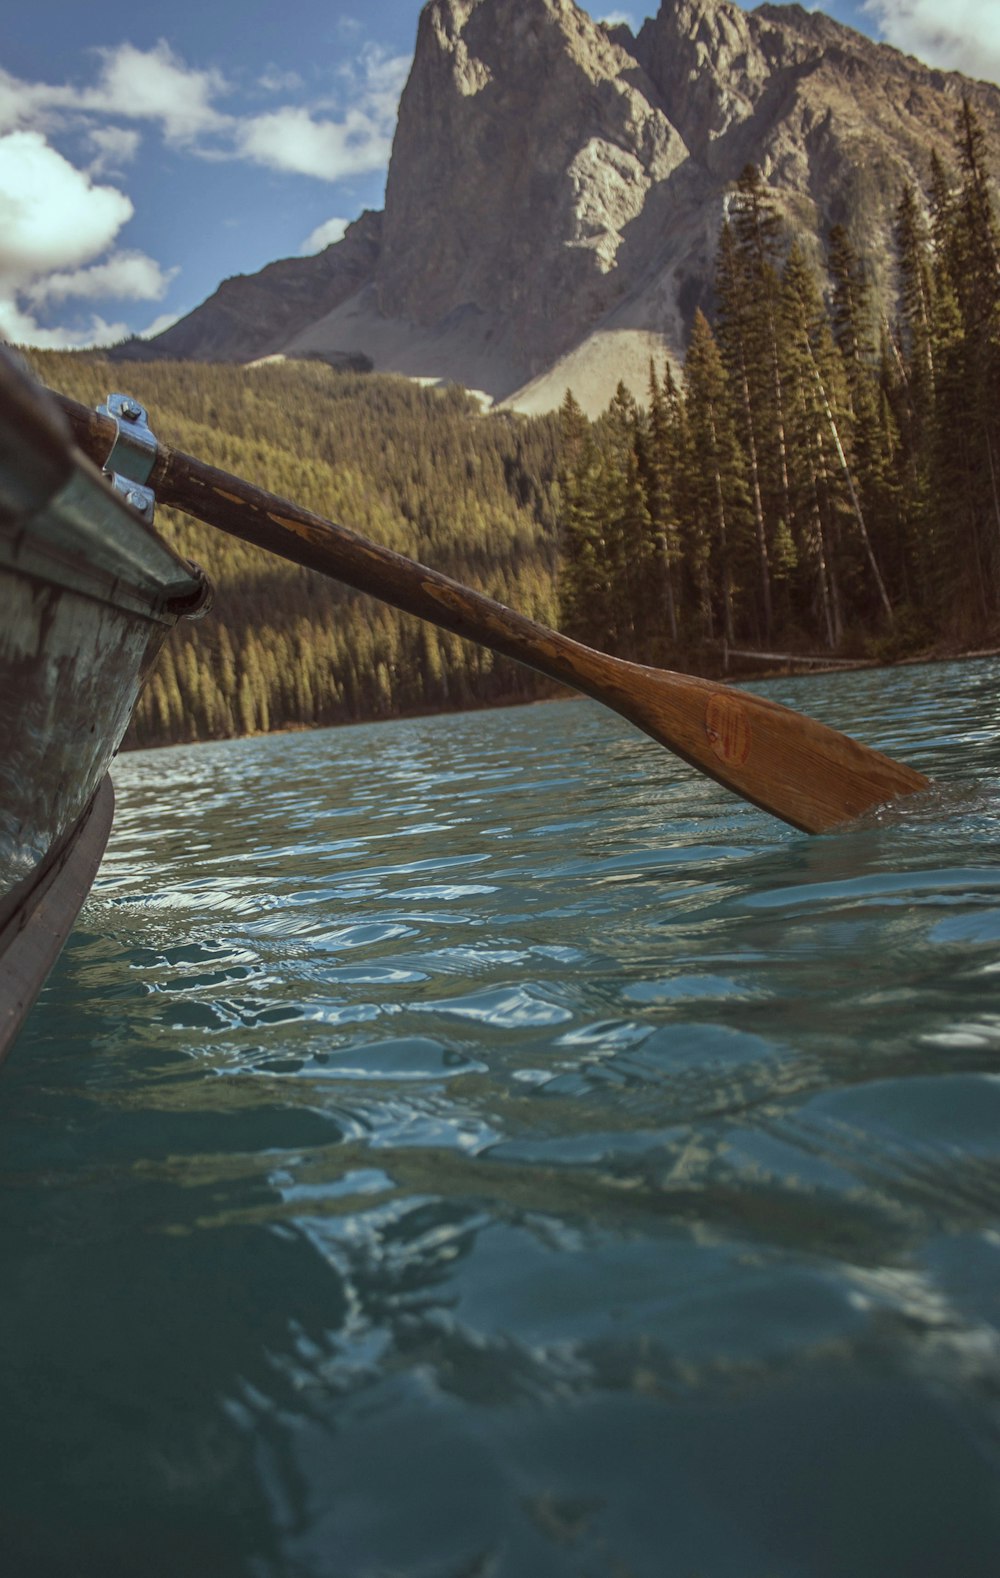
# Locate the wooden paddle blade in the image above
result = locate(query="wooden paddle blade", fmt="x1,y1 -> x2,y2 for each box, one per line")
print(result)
612,661 -> 931,833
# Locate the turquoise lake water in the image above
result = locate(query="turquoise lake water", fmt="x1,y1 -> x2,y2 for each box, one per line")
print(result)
3,659 -> 1000,1575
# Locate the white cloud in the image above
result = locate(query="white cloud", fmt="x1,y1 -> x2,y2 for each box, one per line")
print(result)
0,130 -> 139,347
234,47 -> 409,181
258,67 -> 304,94
0,36 -> 412,345
598,9 -> 638,28
0,296 -> 128,349
0,39 -> 411,181
235,103 -> 392,179
25,249 -> 176,307
331,44 -> 411,131
0,130 -> 132,284
139,309 -> 181,339
85,40 -> 228,145
0,65 -> 71,133
87,124 -> 141,175
355,45 -> 412,98
864,0 -> 1000,85
300,216 -> 349,253
0,130 -> 164,351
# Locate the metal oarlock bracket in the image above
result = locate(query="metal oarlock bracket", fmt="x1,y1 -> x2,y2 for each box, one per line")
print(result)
97,393 -> 158,523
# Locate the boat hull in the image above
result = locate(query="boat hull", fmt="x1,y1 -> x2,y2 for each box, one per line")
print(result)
0,349 -> 210,1064
0,778 -> 115,1060
0,544 -> 175,899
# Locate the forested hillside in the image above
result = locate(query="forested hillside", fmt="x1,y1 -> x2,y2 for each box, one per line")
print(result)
558,103 -> 1000,670
25,353 -> 562,748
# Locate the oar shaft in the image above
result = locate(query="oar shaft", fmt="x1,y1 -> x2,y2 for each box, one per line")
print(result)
52,391 -> 619,701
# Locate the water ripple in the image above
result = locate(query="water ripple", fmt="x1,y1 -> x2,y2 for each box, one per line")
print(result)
5,664 -> 1000,1573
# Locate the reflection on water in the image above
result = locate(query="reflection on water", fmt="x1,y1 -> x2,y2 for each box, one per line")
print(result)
3,659 -> 1000,1575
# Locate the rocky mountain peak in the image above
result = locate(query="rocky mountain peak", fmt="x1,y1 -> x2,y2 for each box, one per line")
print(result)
634,0 -> 795,154
377,0 -> 683,359
127,0 -> 1000,416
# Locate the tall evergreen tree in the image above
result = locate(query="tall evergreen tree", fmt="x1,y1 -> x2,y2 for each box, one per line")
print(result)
890,183 -> 939,603
683,310 -> 750,645
952,98 -> 1000,579
894,184 -> 937,415
827,226 -> 902,605
828,224 -> 874,370
641,359 -> 681,646
715,216 -> 773,636
601,381 -> 647,654
557,389 -> 608,645
729,167 -> 794,536
787,242 -> 892,625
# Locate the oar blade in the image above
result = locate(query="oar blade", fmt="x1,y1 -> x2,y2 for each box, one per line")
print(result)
620,665 -> 930,833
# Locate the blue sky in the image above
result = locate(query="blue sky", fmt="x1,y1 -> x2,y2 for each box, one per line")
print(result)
2,0 -> 997,348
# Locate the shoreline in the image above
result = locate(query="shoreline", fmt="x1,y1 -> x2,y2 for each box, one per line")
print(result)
122,646 -> 1000,754
723,643 -> 1000,685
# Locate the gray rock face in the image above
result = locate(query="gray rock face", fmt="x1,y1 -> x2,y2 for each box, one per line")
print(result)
376,0 -> 686,378
114,211 -> 383,364
124,0 -> 1000,413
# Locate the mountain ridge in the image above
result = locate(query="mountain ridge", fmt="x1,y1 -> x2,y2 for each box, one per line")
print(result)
116,0 -> 1000,414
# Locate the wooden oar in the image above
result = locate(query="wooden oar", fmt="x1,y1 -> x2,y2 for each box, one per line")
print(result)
50,388 -> 930,833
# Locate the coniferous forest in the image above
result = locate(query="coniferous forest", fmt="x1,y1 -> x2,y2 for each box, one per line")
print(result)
24,351 -> 563,747
23,99 -> 1000,750
559,101 -> 1000,671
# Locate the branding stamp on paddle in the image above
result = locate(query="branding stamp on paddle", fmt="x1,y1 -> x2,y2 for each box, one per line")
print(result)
705,694 -> 751,766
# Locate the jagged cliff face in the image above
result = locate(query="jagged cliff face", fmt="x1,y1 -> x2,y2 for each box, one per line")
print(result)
129,0 -> 1000,413
376,0 -> 686,372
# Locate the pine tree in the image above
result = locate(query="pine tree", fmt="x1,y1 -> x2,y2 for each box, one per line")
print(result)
780,245 -> 845,644
641,359 -> 681,647
914,104 -> 1000,617
716,218 -> 771,637
894,184 -> 937,419
952,98 -> 1000,581
601,381 -> 646,654
557,389 -> 609,647
827,226 -> 902,606
729,167 -> 793,535
891,184 -> 939,606
953,97 -> 1000,331
828,224 -> 874,371
784,242 -> 893,629
683,310 -> 750,646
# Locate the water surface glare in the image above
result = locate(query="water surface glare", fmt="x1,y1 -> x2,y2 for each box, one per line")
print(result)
4,659 -> 1000,1576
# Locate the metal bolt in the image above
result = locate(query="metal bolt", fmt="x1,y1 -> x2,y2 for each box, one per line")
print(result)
125,488 -> 147,511
119,399 -> 142,421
